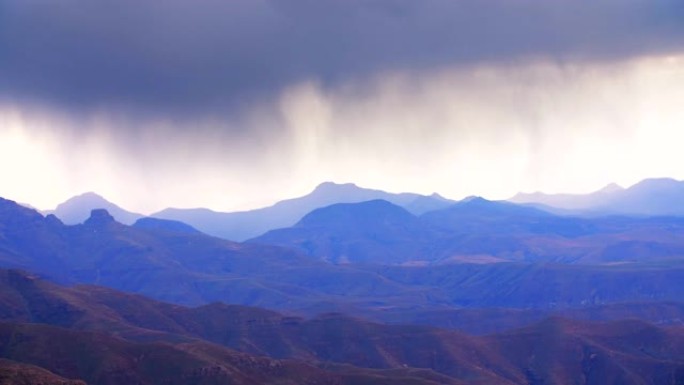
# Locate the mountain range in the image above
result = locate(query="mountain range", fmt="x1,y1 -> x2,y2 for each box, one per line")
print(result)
252,197 -> 684,265
151,182 -> 455,241
43,178 -> 684,244
4,196 -> 684,324
45,183 -> 454,241
45,192 -> 144,225
510,177 -> 684,216
0,196 -> 449,313
6,179 -> 684,384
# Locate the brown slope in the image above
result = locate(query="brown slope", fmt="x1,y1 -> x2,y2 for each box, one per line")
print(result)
366,301 -> 684,335
0,269 -> 518,384
486,318 -> 684,385
0,268 -> 285,340
0,359 -> 85,385
0,322 -> 464,385
6,269 -> 684,384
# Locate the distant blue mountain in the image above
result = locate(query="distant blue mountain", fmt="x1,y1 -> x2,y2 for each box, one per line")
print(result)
152,182 -> 455,241
6,194 -> 684,323
46,192 -> 143,225
296,199 -> 418,228
510,178 -> 684,216
422,196 -> 551,222
253,200 -> 427,264
250,196 -> 684,265
397,193 -> 454,216
0,197 -> 436,311
132,217 -> 201,235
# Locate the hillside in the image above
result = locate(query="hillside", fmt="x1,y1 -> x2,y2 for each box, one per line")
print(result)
0,322 -> 464,385
1,270 -> 684,384
0,359 -> 85,385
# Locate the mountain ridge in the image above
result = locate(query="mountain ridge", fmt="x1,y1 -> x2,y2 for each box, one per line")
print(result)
46,192 -> 143,225
251,196 -> 684,265
6,197 -> 684,325
152,182 -> 456,241
510,177 -> 684,216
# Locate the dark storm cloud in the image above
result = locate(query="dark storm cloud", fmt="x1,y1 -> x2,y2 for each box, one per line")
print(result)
1,0 -> 683,116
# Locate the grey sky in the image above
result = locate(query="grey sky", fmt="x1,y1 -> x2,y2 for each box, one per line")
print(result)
0,0 -> 683,212
2,0 -> 683,115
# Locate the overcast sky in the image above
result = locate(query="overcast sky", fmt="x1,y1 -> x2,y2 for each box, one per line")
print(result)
1,0 -> 684,213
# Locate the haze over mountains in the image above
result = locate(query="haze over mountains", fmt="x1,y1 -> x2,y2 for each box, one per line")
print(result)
46,192 -> 143,225
47,182 -> 454,241
36,177 -> 684,268
4,0 -> 683,382
44,177 -> 684,242
5,178 -> 684,384
511,178 -> 684,216
5,192 -> 684,318
253,196 -> 684,265
152,182 -> 455,241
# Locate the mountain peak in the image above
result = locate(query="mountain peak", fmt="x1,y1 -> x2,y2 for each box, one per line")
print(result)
312,181 -> 359,192
54,192 -> 112,210
61,191 -> 111,206
44,214 -> 63,227
460,196 -> 489,204
74,191 -> 106,200
0,197 -> 45,224
598,183 -> 623,193
297,199 -> 415,228
50,192 -> 142,225
424,196 -> 550,221
84,209 -> 116,227
133,217 -> 200,234
630,177 -> 681,190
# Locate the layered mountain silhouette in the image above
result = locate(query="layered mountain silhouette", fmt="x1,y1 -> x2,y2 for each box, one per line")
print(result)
0,196 -> 439,312
46,191 -> 143,225
4,196 -> 684,322
151,182 -> 455,241
132,217 -> 201,234
253,200 -> 428,264
44,178 -> 684,243
1,269 -> 684,385
252,197 -> 684,264
511,177 -> 684,216
5,184 -> 684,384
